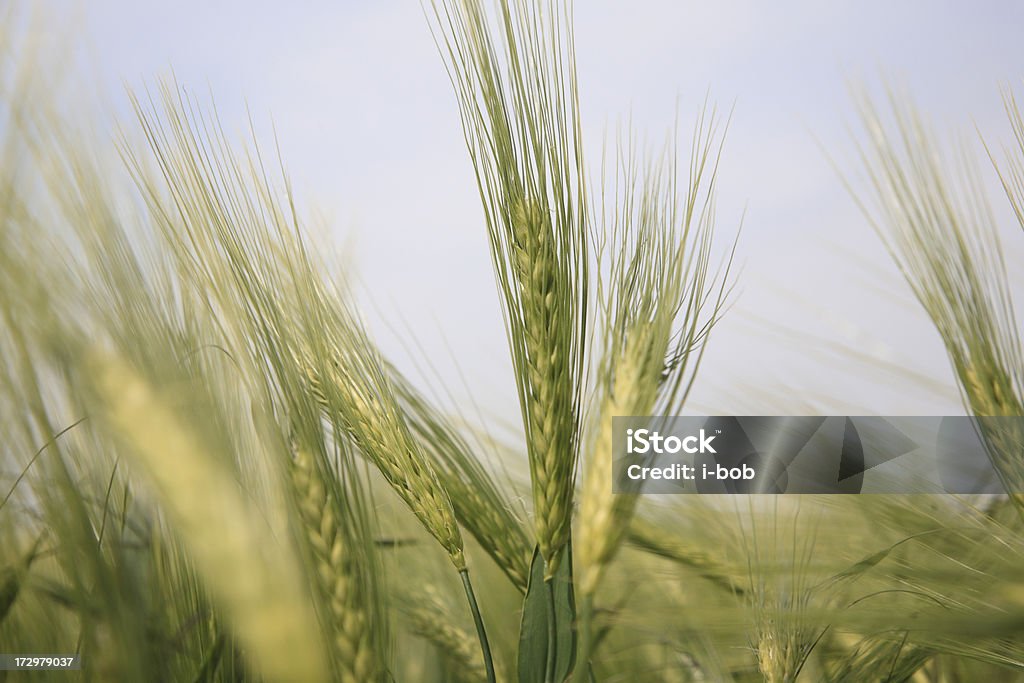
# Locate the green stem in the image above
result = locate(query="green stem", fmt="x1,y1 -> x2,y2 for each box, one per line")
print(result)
572,594 -> 594,682
545,576 -> 557,683
460,569 -> 497,683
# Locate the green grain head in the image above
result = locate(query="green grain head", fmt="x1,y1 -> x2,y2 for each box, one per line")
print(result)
578,116 -> 733,599
430,0 -> 589,579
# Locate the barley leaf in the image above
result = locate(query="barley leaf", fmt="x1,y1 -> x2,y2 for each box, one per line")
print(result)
517,543 -> 577,683
191,635 -> 225,683
819,533 -> 936,591
0,536 -> 41,624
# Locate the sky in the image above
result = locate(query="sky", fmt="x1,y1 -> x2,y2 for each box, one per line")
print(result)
28,0 -> 1024,419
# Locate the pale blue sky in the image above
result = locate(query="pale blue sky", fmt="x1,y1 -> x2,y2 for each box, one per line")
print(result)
36,1 -> 1024,417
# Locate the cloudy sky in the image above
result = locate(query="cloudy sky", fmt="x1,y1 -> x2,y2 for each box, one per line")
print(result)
35,0 -> 1024,418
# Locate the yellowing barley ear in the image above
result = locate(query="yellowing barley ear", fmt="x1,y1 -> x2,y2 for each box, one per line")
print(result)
290,442 -> 380,683
574,115 -> 733,674
578,113 -> 731,602
754,589 -> 814,683
577,337 -> 645,598
90,350 -> 328,683
756,629 -> 790,683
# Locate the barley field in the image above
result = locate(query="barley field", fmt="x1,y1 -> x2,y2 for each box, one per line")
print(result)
2,1 -> 1024,682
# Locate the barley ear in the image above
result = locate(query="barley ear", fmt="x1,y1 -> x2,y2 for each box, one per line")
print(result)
89,350 -> 328,683
429,0 -> 589,580
577,340 -> 645,599
393,371 -> 533,593
852,91 -> 1024,506
302,329 -> 466,570
403,585 -> 503,683
289,441 -> 382,683
578,114 -> 732,601
626,516 -> 742,596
